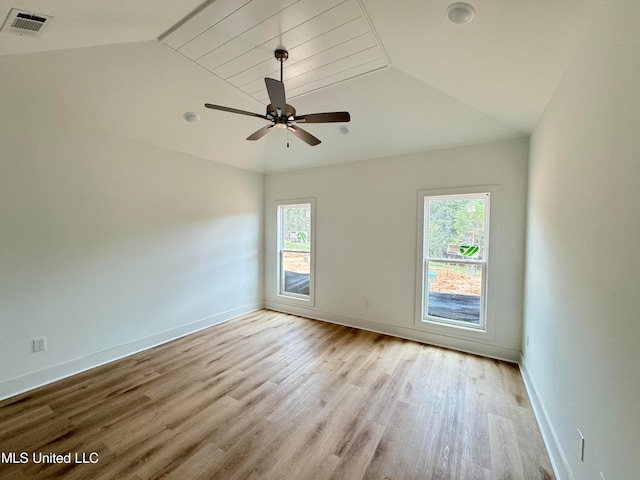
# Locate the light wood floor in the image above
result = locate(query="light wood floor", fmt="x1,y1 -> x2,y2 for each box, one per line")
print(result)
0,310 -> 554,480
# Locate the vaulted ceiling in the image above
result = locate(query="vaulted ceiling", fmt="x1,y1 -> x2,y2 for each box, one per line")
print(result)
0,0 -> 603,172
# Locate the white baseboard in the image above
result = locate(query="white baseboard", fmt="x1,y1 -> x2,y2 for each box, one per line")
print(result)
265,301 -> 520,363
519,356 -> 573,480
0,302 -> 263,401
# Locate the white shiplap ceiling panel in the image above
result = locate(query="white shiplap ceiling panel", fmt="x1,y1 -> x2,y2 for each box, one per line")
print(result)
205,2 -> 366,78
161,0 -> 388,103
194,0 -> 345,68
217,16 -> 371,85
253,42 -> 384,102
175,0 -> 300,60
239,33 -> 377,92
161,0 -> 251,50
274,56 -> 387,101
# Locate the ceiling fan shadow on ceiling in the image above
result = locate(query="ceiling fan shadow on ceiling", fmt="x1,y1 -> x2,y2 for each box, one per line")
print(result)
204,49 -> 350,147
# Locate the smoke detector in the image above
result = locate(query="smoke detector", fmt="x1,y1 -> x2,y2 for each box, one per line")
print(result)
1,8 -> 53,37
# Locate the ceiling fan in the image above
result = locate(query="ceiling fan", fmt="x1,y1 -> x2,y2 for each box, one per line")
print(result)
204,49 -> 350,146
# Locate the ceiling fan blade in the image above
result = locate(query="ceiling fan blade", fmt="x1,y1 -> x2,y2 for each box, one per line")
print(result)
287,124 -> 321,146
204,103 -> 268,120
265,78 -> 286,114
292,112 -> 351,123
246,124 -> 275,141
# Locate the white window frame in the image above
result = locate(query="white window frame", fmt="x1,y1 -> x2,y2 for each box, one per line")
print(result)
276,199 -> 315,306
415,185 -> 498,340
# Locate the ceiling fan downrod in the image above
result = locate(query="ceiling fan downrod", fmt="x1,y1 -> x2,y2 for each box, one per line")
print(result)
274,49 -> 288,83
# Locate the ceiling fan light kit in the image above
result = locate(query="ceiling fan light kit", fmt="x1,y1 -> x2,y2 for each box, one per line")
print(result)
204,49 -> 350,146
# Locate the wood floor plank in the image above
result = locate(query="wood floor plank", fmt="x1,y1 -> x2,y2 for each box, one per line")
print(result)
0,405 -> 54,440
461,376 -> 492,470
461,460 -> 492,480
163,442 -> 225,480
488,412 -> 526,480
262,383 -> 360,479
0,466 -> 28,480
329,421 -> 385,480
0,310 -> 554,480
509,404 -> 555,480
362,435 -> 406,480
133,397 -> 238,479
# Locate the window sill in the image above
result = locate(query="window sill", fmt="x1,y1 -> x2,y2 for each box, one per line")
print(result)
414,317 -> 494,341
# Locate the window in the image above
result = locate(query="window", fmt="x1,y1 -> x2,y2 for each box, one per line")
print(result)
418,191 -> 490,331
277,200 -> 314,303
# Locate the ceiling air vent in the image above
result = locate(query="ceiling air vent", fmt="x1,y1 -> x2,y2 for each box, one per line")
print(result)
1,8 -> 52,36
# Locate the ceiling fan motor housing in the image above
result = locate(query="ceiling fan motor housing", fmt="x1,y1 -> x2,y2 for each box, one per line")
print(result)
267,103 -> 296,120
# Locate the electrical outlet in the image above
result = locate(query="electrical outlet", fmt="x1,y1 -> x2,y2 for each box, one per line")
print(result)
33,337 -> 46,352
526,335 -> 530,346
577,428 -> 585,461
364,299 -> 370,308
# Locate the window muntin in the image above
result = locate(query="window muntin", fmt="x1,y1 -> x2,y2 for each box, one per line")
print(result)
277,202 -> 313,302
421,193 -> 489,330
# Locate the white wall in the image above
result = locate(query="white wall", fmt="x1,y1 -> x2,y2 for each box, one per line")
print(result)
522,1 -> 640,478
265,138 -> 528,361
0,55 -> 263,399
